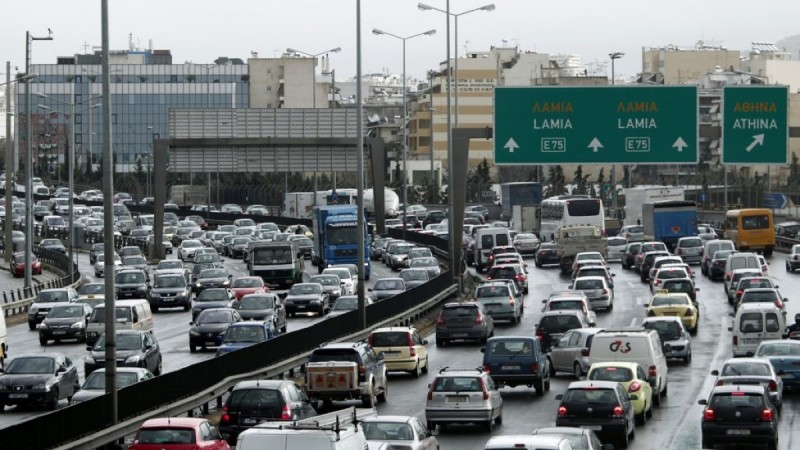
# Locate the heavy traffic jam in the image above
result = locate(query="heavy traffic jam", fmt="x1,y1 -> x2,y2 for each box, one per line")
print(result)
1,185 -> 799,450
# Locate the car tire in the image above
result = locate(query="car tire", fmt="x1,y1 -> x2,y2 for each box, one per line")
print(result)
412,362 -> 421,378
39,336 -> 47,346
48,388 -> 59,410
574,362 -> 584,379
377,382 -> 388,403
684,350 -> 692,364
281,322 -> 288,333
653,390 -> 661,407
436,339 -> 445,347
362,385 -> 377,408
152,306 -> 159,313
636,407 -> 647,426
427,421 -> 436,432
190,343 -> 197,353
28,321 -> 36,331
494,413 -> 502,425
701,438 -> 713,449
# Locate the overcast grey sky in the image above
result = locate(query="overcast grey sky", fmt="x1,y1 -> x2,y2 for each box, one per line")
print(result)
2,0 -> 799,80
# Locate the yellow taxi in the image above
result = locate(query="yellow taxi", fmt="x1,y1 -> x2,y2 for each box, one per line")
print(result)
646,290 -> 698,334
368,326 -> 429,377
586,361 -> 654,425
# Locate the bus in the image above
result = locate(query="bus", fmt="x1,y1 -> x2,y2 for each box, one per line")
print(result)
539,195 -> 605,242
724,208 -> 775,256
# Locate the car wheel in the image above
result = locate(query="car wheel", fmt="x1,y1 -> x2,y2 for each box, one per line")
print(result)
653,390 -> 661,407
436,339 -> 445,347
768,440 -> 778,450
0,401 -> 5,412
190,343 -> 197,353
422,357 -> 429,374
48,388 -> 59,410
281,322 -> 288,333
548,357 -> 556,376
636,407 -> 647,426
484,418 -> 494,432
618,427 -> 629,449
574,362 -> 584,379
684,350 -> 692,364
494,413 -> 503,425
701,438 -> 713,449
362,384 -> 377,407
377,381 -> 388,403
412,362 -> 421,378
28,321 -> 36,331
535,379 -> 545,396
427,421 -> 436,432
39,336 -> 47,346
152,306 -> 159,313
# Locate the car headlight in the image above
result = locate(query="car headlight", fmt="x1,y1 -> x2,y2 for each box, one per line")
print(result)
33,383 -> 48,391
333,289 -> 341,296
196,283 -> 202,288
0,385 -> 7,392
222,280 -> 230,286
71,321 -> 85,329
190,330 -> 201,336
85,355 -> 96,364
29,306 -> 38,314
38,322 -> 48,329
125,355 -> 142,364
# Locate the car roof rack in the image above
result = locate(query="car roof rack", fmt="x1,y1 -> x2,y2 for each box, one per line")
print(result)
438,366 -> 484,374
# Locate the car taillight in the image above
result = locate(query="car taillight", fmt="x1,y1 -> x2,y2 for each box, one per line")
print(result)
761,408 -> 774,421
487,276 -> 493,280
775,299 -> 784,309
530,362 -> 539,373
685,308 -> 694,316
768,380 -> 778,392
474,313 -> 484,325
725,272 -> 731,280
368,334 -> 374,346
221,412 -> 230,424
733,335 -> 738,346
716,379 -> 724,386
427,386 -> 434,401
407,333 -> 416,357
480,378 -> 489,400
704,408 -> 715,421
437,312 -> 445,326
516,274 -> 526,282
581,348 -> 590,357
602,289 -> 608,295
654,280 -> 661,286
794,255 -> 799,261
508,297 -> 515,306
483,364 -> 491,374
613,405 -> 624,417
628,382 -> 641,393
558,406 -> 567,417
281,404 -> 292,420
535,327 -> 544,339
359,364 -> 366,374
737,289 -> 743,297
649,365 -> 657,378
637,254 -> 643,261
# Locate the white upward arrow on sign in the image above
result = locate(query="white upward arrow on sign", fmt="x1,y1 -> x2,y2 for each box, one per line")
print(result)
504,137 -> 519,153
672,137 -> 688,152
588,137 -> 603,153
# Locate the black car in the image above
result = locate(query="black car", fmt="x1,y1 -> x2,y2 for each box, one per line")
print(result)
192,288 -> 236,321
292,236 -> 314,259
219,379 -> 317,444
114,269 -> 149,300
89,243 -> 104,265
38,238 -> 66,254
235,293 -> 288,333
38,302 -> 93,345
423,210 -> 447,228
0,354 -> 81,410
709,249 -> 738,281
370,237 -> 390,261
189,307 -> 242,353
229,237 -> 251,259
284,283 -> 330,317
535,242 -> 560,268
621,242 -> 642,270
308,274 -> 344,301
699,385 -> 778,450
149,273 -> 192,312
660,278 -> 698,305
555,380 -> 636,448
191,262 -> 221,283
193,268 -> 232,294
435,302 -> 494,346
85,330 -> 162,376
535,311 -> 588,352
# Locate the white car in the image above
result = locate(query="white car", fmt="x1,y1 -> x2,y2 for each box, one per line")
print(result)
178,239 -> 204,261
94,252 -> 122,277
363,415 -> 438,450
606,236 -> 627,261
322,267 -> 355,295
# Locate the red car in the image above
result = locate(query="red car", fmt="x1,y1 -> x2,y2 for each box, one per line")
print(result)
230,276 -> 268,301
10,252 -> 42,277
130,417 -> 230,450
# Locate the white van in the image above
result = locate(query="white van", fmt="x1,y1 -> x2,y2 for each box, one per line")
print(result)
723,252 -> 761,284
730,303 -> 786,357
0,314 -> 6,369
236,407 -> 374,450
589,330 -> 668,404
475,227 -> 512,273
85,299 -> 153,346
484,435 -> 573,450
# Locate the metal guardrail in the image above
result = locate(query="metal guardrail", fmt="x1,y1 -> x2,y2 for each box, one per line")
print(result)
1,248 -> 82,318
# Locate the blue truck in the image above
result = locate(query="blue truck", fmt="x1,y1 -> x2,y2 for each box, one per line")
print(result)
311,205 -> 371,279
642,200 -> 698,251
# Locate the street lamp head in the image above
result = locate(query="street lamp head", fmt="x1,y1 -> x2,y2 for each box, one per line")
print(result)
37,104 -> 51,111
424,29 -> 437,36
481,4 -> 496,11
372,29 -> 385,36
330,47 -> 342,54
609,52 -> 625,60
418,3 -> 433,11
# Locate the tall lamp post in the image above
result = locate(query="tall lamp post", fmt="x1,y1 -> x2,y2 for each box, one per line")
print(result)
37,97 -> 101,281
372,28 -> 436,239
285,47 -> 341,108
609,52 -> 624,214
23,29 -> 53,289
418,2 -> 494,128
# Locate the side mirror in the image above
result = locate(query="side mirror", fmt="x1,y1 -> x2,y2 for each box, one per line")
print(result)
628,394 -> 639,401
86,345 -> 92,351
698,399 -> 708,405
57,366 -> 66,374
785,298 -> 790,302
728,326 -> 733,332
189,321 -> 194,325
644,303 -> 650,307
710,369 -> 719,376
422,339 -> 428,345
696,288 -> 700,291
612,273 -> 616,277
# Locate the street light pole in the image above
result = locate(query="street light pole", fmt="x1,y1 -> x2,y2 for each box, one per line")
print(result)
24,29 -> 53,290
609,52 -> 624,215
372,28 -> 436,240
285,47 -> 341,108
418,3 -> 494,128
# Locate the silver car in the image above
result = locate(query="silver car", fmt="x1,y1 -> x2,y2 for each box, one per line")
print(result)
475,281 -> 522,324
94,252 -> 121,277
363,415 -> 438,450
409,256 -> 441,278
606,236 -> 628,262
571,276 -> 613,310
674,236 -> 705,264
642,316 -> 692,363
425,367 -> 503,432
711,357 -> 783,410
546,327 -> 604,379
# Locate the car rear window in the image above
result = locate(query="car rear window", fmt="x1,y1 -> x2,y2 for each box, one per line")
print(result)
710,393 -> 765,409
549,300 -> 584,311
589,366 -> 633,382
575,279 -> 604,290
608,238 -> 627,246
227,388 -> 284,411
540,315 -> 582,332
741,291 -> 779,303
432,376 -> 482,392
644,320 -> 682,341
489,268 -> 516,279
370,332 -> 409,347
680,238 -> 703,247
488,339 -> 533,356
442,306 -> 478,318
308,349 -> 360,364
477,286 -> 509,298
739,312 -> 763,333
563,388 -> 617,404
137,428 -> 196,444
721,362 -> 771,377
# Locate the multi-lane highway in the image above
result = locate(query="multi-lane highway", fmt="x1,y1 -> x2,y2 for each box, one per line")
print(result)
6,246 -> 800,450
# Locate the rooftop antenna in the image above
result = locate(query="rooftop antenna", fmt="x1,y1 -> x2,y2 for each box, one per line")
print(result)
463,40 -> 470,54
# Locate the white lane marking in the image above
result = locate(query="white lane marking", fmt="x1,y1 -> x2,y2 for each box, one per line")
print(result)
629,317 -> 638,328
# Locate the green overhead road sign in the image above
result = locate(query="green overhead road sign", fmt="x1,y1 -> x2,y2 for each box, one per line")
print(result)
722,85 -> 788,165
494,86 -> 698,164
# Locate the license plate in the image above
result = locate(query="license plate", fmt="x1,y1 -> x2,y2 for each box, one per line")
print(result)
9,393 -> 28,399
727,429 -> 750,435
501,365 -> 520,370
53,331 -> 66,335
452,333 -> 468,338
163,299 -> 174,302
241,418 -> 258,425
297,305 -> 306,309
383,351 -> 400,357
742,339 -> 761,344
581,425 -> 602,431
446,395 -> 468,403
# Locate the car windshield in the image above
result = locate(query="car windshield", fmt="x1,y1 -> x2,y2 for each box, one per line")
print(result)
757,342 -> 800,357
48,305 -> 84,318
239,295 -> 274,310
90,307 -> 133,324
289,284 -> 321,295
197,290 -> 229,302
158,261 -> 182,270
411,258 -> 437,267
563,388 -> 617,404
721,362 -> 771,376
741,291 -> 779,303
363,422 -> 414,441
79,284 -> 105,295
117,272 -> 144,283
197,310 -> 233,324
652,295 -> 689,306
476,286 -> 510,298
233,238 -> 249,245
136,428 -> 196,445
375,280 -> 404,291
549,300 -> 584,311
223,326 -> 266,343
84,371 -> 140,390
154,276 -> 183,288
332,297 -> 358,311
644,320 -> 683,341
311,276 -> 339,286
589,366 -> 634,382
488,339 -> 532,356
232,278 -> 262,288
94,333 -> 141,351
431,376 -> 483,392
36,291 -> 68,303
5,357 -> 55,374
200,269 -> 227,279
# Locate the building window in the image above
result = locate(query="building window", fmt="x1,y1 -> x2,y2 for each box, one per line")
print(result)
75,94 -> 82,104
419,137 -> 431,147
75,114 -> 82,125
112,113 -> 117,124
170,75 -> 178,83
75,133 -> 82,144
75,75 -> 82,83
266,85 -> 272,92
